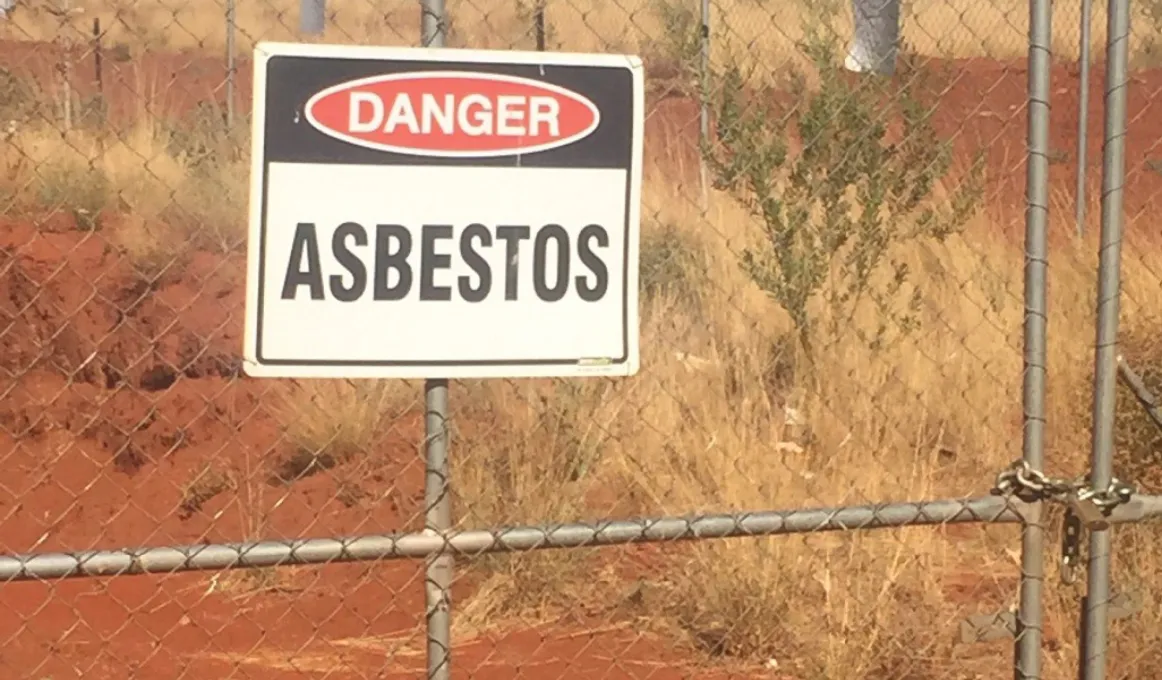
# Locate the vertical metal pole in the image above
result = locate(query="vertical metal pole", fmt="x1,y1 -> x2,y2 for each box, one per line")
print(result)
1075,0 -> 1093,238
60,0 -> 73,132
1081,0 -> 1131,676
92,18 -> 104,126
422,0 -> 445,47
424,379 -> 452,680
1013,0 -> 1051,677
226,0 -> 236,128
697,0 -> 710,213
534,0 -> 546,50
419,8 -> 450,680
301,0 -> 325,35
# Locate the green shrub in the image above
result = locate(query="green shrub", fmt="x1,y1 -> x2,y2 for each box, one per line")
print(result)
645,0 -> 702,90
700,23 -> 984,361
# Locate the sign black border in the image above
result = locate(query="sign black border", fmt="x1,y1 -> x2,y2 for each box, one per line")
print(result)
246,45 -> 643,375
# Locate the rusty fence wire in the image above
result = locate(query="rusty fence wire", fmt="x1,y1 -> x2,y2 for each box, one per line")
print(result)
1,0 -> 1162,679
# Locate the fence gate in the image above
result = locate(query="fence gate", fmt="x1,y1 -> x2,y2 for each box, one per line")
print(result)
0,0 -> 1161,678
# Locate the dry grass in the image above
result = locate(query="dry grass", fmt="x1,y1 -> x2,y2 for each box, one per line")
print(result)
2,111 -> 248,268
267,378 -> 419,482
8,0 -> 1162,75
446,164 -> 1162,676
1,23 -> 1161,679
178,461 -> 237,519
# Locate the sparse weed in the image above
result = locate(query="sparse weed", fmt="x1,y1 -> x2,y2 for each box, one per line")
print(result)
639,217 -> 707,309
178,463 -> 236,519
0,67 -> 43,125
269,379 -> 416,483
643,0 -> 702,89
35,159 -> 112,230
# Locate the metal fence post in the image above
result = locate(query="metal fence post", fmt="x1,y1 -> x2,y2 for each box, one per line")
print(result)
226,0 -> 236,128
534,0 -> 546,50
417,6 -> 451,678
92,17 -> 104,126
424,378 -> 453,680
1081,0 -> 1131,676
1013,0 -> 1052,676
58,0 -> 74,131
422,0 -> 445,47
1075,0 -> 1093,239
301,0 -> 325,36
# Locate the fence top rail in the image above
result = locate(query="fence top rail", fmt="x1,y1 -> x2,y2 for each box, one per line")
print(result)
0,495 -> 1024,582
1,491 -> 1158,582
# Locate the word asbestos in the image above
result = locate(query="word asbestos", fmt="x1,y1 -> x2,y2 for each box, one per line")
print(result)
280,222 -> 611,303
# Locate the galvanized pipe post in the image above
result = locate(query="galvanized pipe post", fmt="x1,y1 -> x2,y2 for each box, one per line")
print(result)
1013,0 -> 1052,676
1081,0 -> 1132,676
1075,0 -> 1094,238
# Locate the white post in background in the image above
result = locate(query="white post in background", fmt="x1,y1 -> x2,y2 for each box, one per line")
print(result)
301,0 -> 326,35
844,0 -> 900,75
1075,0 -> 1094,238
59,0 -> 74,131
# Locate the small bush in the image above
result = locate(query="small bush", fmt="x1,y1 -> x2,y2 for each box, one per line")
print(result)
165,162 -> 249,254
269,379 -> 415,483
111,214 -> 189,282
158,102 -> 250,253
701,24 -> 984,361
0,68 -> 42,125
639,219 -> 707,308
164,101 -> 246,173
644,0 -> 702,90
178,463 -> 235,519
1115,318 -> 1162,491
36,160 -> 112,230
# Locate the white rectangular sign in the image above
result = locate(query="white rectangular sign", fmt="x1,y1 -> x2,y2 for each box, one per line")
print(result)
243,42 -> 644,379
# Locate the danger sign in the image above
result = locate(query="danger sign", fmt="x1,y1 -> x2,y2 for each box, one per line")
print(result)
243,43 -> 644,379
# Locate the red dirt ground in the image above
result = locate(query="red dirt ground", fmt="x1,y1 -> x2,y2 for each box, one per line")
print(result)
0,38 -> 1160,679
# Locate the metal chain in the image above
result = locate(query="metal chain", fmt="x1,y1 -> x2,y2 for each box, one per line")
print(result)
991,459 -> 1136,585
990,459 -> 1135,508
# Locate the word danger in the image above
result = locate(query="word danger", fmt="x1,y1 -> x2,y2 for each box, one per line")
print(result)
347,91 -> 560,137
304,72 -> 601,157
280,222 -> 611,303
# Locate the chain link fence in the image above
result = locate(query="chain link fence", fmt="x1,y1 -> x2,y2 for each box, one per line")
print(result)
1,0 -> 1161,678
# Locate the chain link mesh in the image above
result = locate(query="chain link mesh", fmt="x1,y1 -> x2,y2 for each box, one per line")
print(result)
1,0 -> 1161,679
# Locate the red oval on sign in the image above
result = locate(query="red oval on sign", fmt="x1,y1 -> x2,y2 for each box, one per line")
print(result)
304,71 -> 602,158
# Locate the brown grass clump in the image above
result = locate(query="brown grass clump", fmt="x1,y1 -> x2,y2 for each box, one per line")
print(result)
267,379 -> 419,483
1114,319 -> 1162,491
178,462 -> 237,519
3,108 -> 247,269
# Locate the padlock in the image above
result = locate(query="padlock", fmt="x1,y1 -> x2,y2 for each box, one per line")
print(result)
1067,489 -> 1110,530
